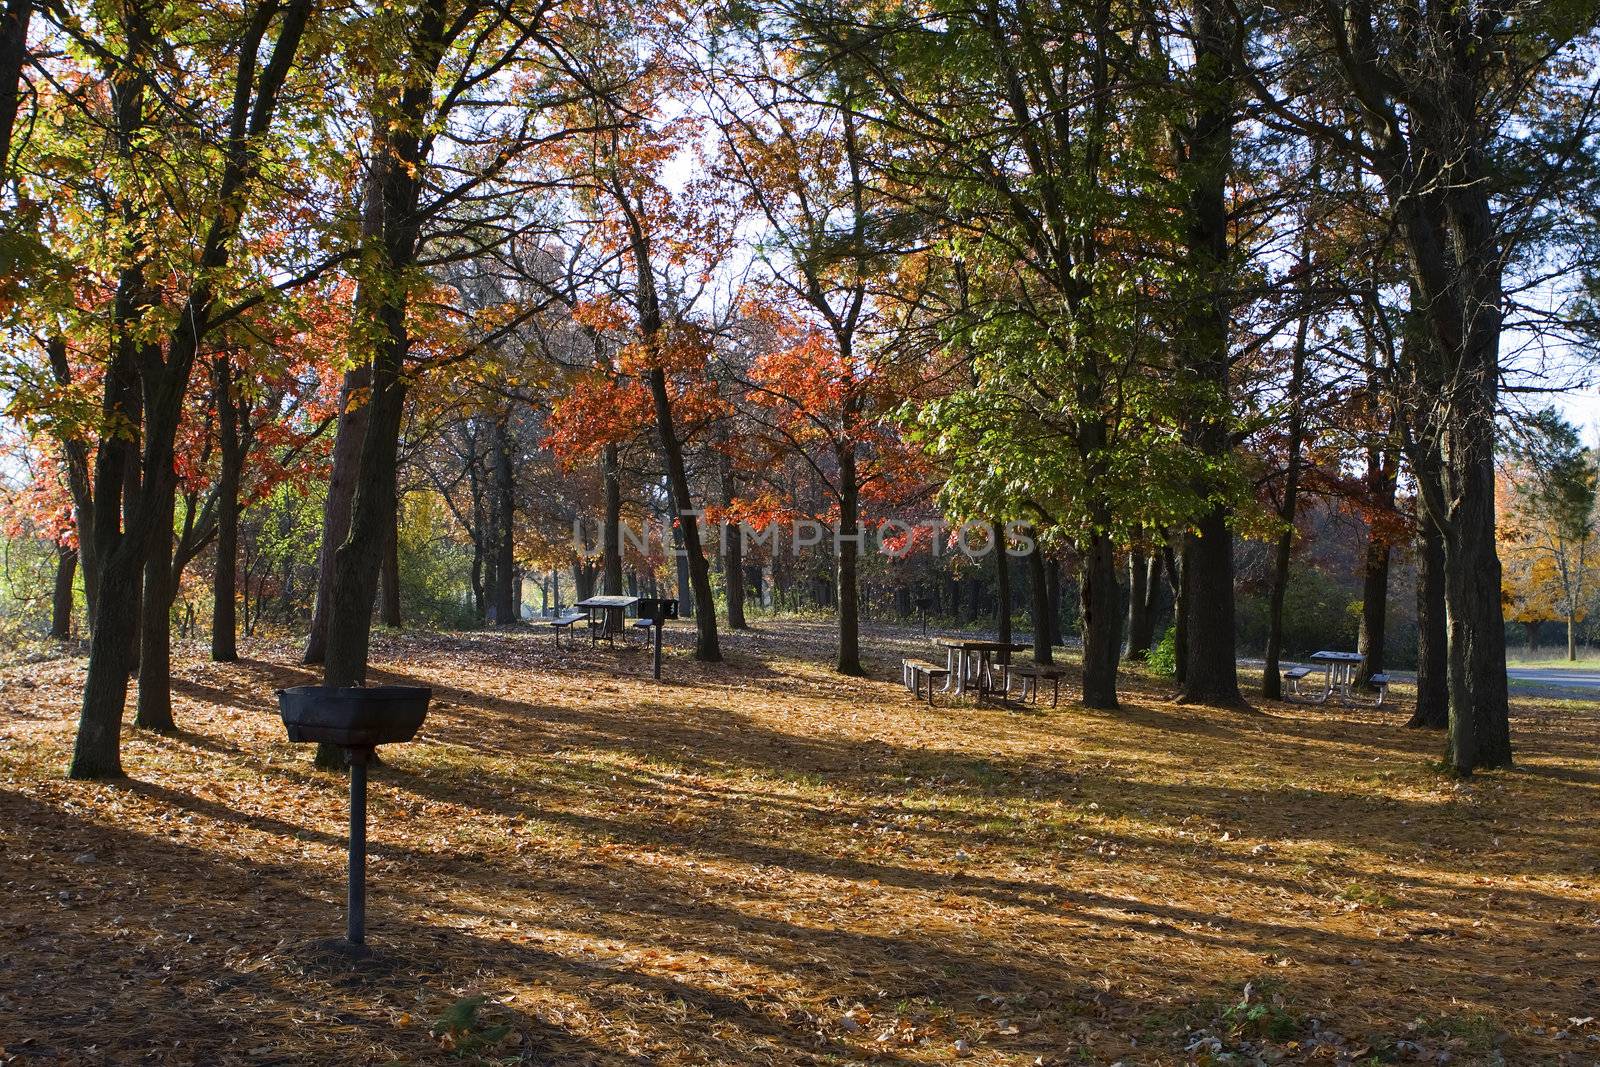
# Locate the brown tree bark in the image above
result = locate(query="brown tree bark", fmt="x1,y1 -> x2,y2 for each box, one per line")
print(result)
1026,531 -> 1053,665
1079,530 -> 1123,709
1355,371 -> 1400,686
1262,217 -> 1313,699
1174,0 -> 1243,709
1168,540 -> 1188,684
135,477 -> 176,732
44,340 -> 98,625
304,367 -> 372,661
621,207 -> 720,661
320,0 -> 450,764
212,356 -> 242,662
379,509 -> 402,627
1408,488 -> 1449,729
834,451 -> 863,675
992,521 -> 1011,650
490,412 -> 515,625
1320,0 -> 1512,771
0,0 -> 31,187
721,467 -> 747,629
1044,555 -> 1062,648
602,443 -> 624,597
73,0 -> 311,776
50,545 -> 76,639
1125,549 -> 1152,661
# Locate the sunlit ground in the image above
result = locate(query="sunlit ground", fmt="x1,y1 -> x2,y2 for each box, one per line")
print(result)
2,620 -> 1597,1064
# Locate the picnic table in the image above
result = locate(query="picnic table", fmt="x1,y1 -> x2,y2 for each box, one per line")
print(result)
1285,650 -> 1371,704
932,638 -> 1031,698
574,594 -> 640,644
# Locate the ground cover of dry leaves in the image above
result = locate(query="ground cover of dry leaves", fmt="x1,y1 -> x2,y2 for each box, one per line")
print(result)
1,620 -> 1597,1066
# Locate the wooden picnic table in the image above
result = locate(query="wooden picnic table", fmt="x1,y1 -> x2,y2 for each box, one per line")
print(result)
932,638 -> 1031,697
574,595 -> 640,641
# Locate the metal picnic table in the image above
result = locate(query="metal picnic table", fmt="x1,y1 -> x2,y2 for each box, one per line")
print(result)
574,594 -> 640,644
1304,650 -> 1365,704
933,638 -> 1031,698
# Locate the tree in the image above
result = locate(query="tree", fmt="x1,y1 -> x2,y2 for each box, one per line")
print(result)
313,0 -> 593,721
1166,0 -> 1246,708
0,0 -> 29,188
1502,409 -> 1599,661
14,0 -> 317,776
1245,0 -> 1600,771
543,23 -> 740,663
707,40 -> 915,675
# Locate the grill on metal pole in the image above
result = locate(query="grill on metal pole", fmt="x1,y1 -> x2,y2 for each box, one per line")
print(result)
277,685 -> 431,956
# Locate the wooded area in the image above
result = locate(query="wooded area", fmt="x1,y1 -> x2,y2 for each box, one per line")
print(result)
1,0 -> 1599,1061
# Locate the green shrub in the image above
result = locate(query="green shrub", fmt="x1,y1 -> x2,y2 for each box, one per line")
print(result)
1146,626 -> 1178,677
397,495 -> 479,629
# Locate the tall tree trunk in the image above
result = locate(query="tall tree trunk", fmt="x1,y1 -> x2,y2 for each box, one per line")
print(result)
619,181 -> 719,659
720,447 -> 747,629
1179,516 -> 1242,705
469,536 -> 485,621
1355,354 -> 1400,686
1168,541 -> 1189,683
572,563 -> 594,602
0,0 -> 31,187
73,548 -> 140,777
135,479 -> 176,733
379,509 -> 401,627
993,521 -> 1012,662
836,454 -> 863,674
1079,531 -> 1122,708
50,545 -> 76,639
1408,491 -> 1448,729
602,443 -> 623,596
1026,531 -> 1052,664
1045,555 -> 1062,647
305,365 -> 371,663
1175,0 -> 1242,708
1441,423 -> 1511,770
323,338 -> 408,684
70,289 -> 144,777
668,492 -> 693,615
46,339 -> 99,625
123,388 -> 145,676
1125,549 -> 1152,660
647,392 -> 716,658
1331,7 -> 1511,771
1262,526 -> 1295,701
212,356 -> 241,662
1355,532 -> 1392,684
491,412 -> 515,625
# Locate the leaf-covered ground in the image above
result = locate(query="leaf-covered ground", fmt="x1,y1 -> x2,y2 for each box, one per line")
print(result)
1,621 -> 1597,1065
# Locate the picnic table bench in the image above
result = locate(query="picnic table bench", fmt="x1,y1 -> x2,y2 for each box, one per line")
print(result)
1002,663 -> 1066,707
901,659 -> 951,704
547,613 -> 585,649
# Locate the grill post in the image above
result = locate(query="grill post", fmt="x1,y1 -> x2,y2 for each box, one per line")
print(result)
346,746 -> 372,946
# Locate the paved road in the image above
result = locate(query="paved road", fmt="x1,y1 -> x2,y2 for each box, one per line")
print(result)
1507,667 -> 1600,692
1246,660 -> 1600,694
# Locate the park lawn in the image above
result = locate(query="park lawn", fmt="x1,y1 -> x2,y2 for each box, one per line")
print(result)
1,621 -> 1597,1066
1503,654 -> 1600,671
